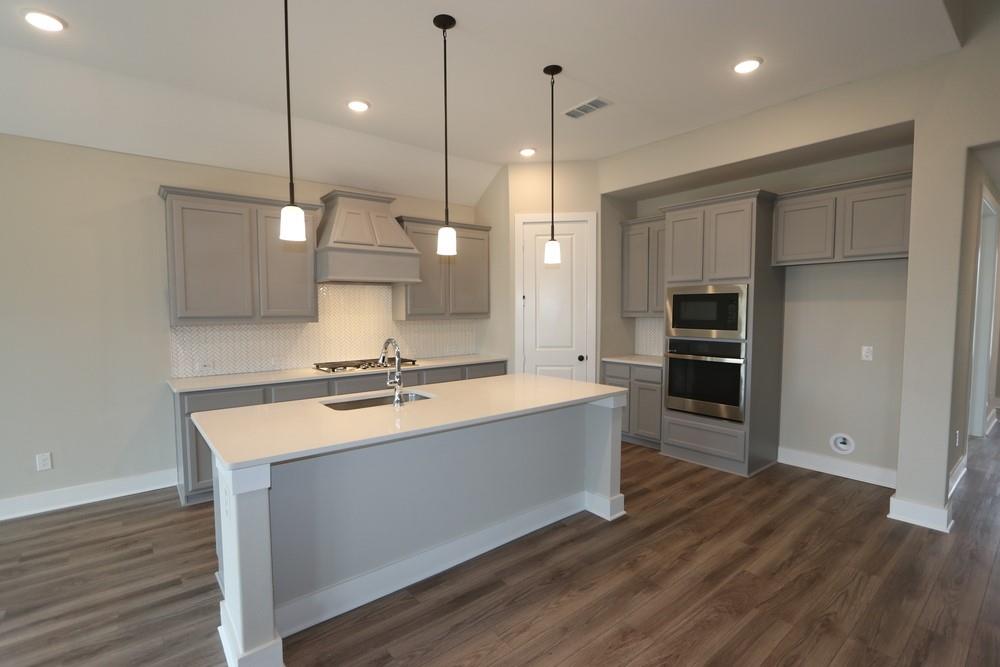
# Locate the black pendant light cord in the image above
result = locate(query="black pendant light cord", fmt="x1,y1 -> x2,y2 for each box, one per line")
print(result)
284,0 -> 295,206
549,72 -> 555,241
441,24 -> 450,226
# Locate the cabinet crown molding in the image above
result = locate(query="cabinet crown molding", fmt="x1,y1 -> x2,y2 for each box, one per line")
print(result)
775,171 -> 912,201
659,189 -> 776,213
158,186 -> 322,211
319,189 -> 395,205
397,216 -> 491,232
620,214 -> 665,227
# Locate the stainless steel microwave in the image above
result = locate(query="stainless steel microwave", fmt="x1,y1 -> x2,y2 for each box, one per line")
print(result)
666,284 -> 747,340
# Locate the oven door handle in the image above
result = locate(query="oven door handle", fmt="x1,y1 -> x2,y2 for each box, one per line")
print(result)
667,353 -> 745,364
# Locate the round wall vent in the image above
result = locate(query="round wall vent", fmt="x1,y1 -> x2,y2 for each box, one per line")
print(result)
830,433 -> 855,455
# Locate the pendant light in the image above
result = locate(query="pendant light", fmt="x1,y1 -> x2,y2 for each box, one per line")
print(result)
542,65 -> 562,265
434,14 -> 458,256
279,0 -> 306,242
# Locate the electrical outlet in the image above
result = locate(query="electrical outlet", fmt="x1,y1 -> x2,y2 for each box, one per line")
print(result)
861,345 -> 874,362
195,360 -> 216,373
35,452 -> 52,471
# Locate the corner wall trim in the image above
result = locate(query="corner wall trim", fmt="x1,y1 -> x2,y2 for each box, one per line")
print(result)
948,455 -> 968,498
987,409 -> 998,438
777,447 -> 896,488
0,468 -> 176,522
274,491 -> 586,638
887,495 -> 953,533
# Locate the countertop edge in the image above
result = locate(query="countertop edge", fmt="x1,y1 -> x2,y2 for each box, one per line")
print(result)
600,355 -> 663,368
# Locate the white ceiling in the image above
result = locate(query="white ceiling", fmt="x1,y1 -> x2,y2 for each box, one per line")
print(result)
0,0 -> 960,203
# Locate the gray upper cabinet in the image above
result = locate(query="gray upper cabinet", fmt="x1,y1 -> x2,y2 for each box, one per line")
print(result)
620,216 -> 666,317
665,209 -> 705,283
771,174 -> 911,266
257,207 -> 318,318
842,181 -> 910,258
622,224 -> 651,316
169,198 -> 256,321
162,187 -> 321,325
393,217 -> 491,320
704,200 -> 753,281
773,194 -> 837,265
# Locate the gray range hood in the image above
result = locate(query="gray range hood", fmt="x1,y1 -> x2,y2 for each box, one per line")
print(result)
315,190 -> 421,284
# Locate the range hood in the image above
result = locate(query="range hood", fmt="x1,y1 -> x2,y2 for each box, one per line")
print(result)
315,190 -> 421,284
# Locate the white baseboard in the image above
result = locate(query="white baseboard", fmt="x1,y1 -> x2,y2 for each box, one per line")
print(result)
585,492 -> 627,521
948,454 -> 968,498
777,448 -> 896,489
0,468 -> 176,521
888,494 -> 953,533
274,491 -> 589,637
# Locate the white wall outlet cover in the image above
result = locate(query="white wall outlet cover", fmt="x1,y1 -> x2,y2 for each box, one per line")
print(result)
861,345 -> 874,361
35,452 -> 52,471
830,433 -> 856,455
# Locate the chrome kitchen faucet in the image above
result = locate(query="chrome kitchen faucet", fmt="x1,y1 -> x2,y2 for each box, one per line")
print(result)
378,338 -> 404,406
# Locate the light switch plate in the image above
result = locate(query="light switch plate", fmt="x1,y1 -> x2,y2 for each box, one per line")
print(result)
35,452 -> 52,471
861,345 -> 874,362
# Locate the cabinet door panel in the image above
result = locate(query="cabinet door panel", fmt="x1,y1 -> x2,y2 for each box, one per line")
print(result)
422,366 -> 464,384
269,380 -> 331,403
666,210 -> 705,283
630,380 -> 662,441
257,208 -> 317,319
406,223 -> 449,316
465,362 -> 507,379
773,195 -> 837,264
170,199 -> 255,320
842,183 -> 910,258
650,222 -> 668,313
622,225 -> 651,316
449,229 -> 490,315
705,201 -> 753,281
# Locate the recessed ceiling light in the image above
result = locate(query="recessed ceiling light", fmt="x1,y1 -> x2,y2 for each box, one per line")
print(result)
347,100 -> 370,113
519,147 -> 536,158
734,58 -> 762,74
24,10 -> 65,32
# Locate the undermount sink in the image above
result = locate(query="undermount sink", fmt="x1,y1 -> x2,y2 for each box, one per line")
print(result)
324,392 -> 430,411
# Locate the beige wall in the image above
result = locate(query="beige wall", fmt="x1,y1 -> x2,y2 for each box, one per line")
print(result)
949,152 -> 1000,475
475,167 -> 512,359
780,261 -> 907,470
599,195 -> 636,358
0,133 -> 474,501
599,0 -> 1000,512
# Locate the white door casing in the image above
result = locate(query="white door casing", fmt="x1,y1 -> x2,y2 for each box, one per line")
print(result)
515,213 -> 597,382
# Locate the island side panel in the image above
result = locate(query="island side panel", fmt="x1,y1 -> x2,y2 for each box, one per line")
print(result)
214,460 -> 283,667
583,395 -> 627,520
268,405 -> 592,637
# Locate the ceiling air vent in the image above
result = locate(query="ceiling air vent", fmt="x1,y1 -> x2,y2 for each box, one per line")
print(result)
565,97 -> 611,119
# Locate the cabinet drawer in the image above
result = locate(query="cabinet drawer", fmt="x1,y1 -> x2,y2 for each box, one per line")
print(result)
334,374 -> 388,394
664,416 -> 746,462
183,387 -> 266,415
603,363 -> 630,381
268,380 -> 332,403
422,366 -> 464,384
631,365 -> 662,384
465,362 -> 507,379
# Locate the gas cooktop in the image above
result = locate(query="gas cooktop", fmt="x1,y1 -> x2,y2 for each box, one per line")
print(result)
314,358 -> 418,374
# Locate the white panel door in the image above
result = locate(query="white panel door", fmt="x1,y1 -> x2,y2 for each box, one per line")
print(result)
523,220 -> 590,381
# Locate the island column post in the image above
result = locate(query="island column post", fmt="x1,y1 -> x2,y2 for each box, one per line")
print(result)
583,393 -> 628,521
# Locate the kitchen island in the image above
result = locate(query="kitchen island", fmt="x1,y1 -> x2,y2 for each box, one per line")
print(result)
193,373 -> 627,667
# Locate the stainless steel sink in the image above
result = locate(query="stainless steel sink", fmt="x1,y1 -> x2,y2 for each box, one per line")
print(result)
324,392 -> 430,411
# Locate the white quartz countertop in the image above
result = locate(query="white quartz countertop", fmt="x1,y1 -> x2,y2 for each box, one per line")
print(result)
192,373 -> 626,470
601,355 -> 663,367
167,354 -> 508,393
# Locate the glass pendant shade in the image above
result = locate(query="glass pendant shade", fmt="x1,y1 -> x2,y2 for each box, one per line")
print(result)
279,205 -> 306,241
543,238 -> 561,265
437,225 -> 457,256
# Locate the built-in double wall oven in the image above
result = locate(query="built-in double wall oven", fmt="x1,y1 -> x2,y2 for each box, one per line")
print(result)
665,284 -> 748,422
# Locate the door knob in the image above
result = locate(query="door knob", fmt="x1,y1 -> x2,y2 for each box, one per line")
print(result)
578,355 -> 585,362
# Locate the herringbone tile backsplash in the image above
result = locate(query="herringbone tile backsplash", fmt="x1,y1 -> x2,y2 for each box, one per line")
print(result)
170,284 -> 485,377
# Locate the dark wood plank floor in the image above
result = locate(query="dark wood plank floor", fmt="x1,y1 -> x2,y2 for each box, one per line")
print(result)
3,434 -> 999,666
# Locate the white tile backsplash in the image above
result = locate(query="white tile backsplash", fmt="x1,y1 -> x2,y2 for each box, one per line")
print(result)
170,284 -> 486,377
634,317 -> 665,356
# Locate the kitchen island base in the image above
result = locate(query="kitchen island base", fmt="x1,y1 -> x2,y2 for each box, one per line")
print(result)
206,384 -> 625,667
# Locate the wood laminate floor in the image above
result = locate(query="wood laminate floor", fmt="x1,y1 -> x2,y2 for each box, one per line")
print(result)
3,434 -> 1000,666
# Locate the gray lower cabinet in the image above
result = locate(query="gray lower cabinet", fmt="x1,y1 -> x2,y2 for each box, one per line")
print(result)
602,361 -> 662,447
772,174 -> 911,266
393,217 -> 491,320
621,216 -> 666,317
663,414 -> 746,463
162,187 -> 320,325
173,360 -> 507,504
